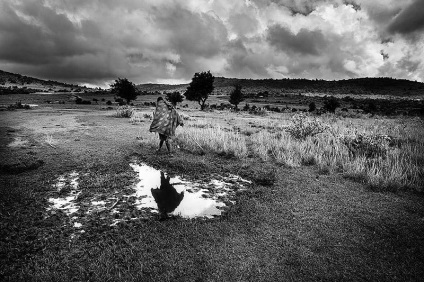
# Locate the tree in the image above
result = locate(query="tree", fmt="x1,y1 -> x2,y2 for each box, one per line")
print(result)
308,102 -> 316,112
166,91 -> 184,106
184,71 -> 214,110
110,78 -> 137,104
229,84 -> 244,110
323,96 -> 340,113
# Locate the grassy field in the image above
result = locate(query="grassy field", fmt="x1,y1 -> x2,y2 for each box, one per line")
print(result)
1,93 -> 424,281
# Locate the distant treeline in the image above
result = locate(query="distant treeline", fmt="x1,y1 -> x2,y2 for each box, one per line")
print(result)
213,77 -> 424,96
0,86 -> 40,95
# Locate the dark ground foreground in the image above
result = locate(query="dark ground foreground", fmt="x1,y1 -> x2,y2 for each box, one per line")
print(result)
1,99 -> 424,281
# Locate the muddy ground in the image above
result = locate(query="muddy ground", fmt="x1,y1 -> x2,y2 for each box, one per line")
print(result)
1,94 -> 424,281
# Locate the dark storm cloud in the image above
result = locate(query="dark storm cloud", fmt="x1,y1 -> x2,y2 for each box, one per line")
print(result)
154,6 -> 228,59
0,1 -> 97,65
387,0 -> 424,35
380,50 -> 389,60
252,0 -> 339,15
267,25 -> 328,55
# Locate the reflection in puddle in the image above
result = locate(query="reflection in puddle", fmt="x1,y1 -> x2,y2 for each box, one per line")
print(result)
130,163 -> 250,218
45,164 -> 251,234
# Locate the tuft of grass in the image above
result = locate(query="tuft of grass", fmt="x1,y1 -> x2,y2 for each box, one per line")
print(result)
286,113 -> 328,140
113,106 -> 134,118
45,134 -> 57,147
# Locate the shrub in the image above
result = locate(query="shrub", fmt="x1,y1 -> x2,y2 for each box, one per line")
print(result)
7,102 -> 31,110
323,97 -> 340,113
76,98 -> 91,104
130,112 -> 145,123
341,133 -> 392,158
249,107 -> 268,116
114,105 -> 134,118
106,100 -> 112,105
166,91 -> 184,106
286,113 -> 327,140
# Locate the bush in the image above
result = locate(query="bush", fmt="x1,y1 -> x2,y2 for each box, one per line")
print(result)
7,101 -> 31,110
106,100 -> 112,105
249,107 -> 268,116
166,91 -> 184,106
286,113 -> 327,140
323,97 -> 340,113
76,98 -> 91,104
114,106 -> 134,118
308,102 -> 316,112
342,133 -> 392,158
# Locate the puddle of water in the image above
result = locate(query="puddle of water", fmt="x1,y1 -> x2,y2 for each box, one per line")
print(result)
48,172 -> 80,216
45,164 -> 251,234
129,163 -> 250,218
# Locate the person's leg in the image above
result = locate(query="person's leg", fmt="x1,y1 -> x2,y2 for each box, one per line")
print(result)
165,139 -> 171,152
158,134 -> 165,151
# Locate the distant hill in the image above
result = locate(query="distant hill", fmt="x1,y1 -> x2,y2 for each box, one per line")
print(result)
138,77 -> 424,98
137,83 -> 188,94
0,69 -> 88,94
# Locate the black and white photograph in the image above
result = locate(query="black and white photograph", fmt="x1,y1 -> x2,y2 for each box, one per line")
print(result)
1,0 -> 424,281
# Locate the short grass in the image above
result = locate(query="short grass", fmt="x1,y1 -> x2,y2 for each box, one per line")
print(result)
1,94 -> 424,281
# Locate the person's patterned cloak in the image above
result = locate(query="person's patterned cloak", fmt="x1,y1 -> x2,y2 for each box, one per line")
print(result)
149,100 -> 183,137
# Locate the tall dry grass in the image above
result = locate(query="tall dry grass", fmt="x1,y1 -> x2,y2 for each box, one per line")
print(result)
176,123 -> 248,158
171,112 -> 423,192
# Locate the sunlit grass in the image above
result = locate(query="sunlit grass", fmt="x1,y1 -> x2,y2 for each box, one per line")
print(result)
171,112 -> 423,191
176,124 -> 248,158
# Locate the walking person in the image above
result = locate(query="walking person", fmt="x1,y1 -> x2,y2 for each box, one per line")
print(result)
149,97 -> 183,153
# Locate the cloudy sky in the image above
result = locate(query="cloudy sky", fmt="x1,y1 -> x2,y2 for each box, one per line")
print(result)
1,0 -> 424,87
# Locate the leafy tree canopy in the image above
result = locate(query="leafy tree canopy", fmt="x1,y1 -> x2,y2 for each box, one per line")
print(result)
110,78 -> 137,103
184,71 -> 214,110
